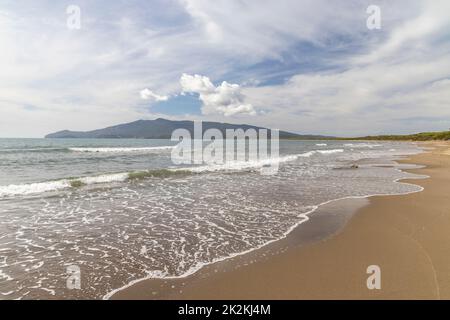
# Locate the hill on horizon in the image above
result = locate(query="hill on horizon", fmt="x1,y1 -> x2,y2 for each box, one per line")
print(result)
45,118 -> 332,140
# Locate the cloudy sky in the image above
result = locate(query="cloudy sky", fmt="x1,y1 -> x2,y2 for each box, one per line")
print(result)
1,0 -> 450,137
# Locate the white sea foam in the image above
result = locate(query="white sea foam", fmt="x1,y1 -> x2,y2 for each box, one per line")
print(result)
79,173 -> 129,184
298,151 -> 315,157
0,149 -> 345,197
0,140 -> 425,300
104,164 -> 427,300
316,149 -> 344,154
69,146 -> 175,153
0,269 -> 13,281
182,154 -> 300,173
0,147 -> 65,152
0,173 -> 129,197
0,180 -> 70,197
180,149 -> 345,173
344,143 -> 382,148
316,143 -> 328,146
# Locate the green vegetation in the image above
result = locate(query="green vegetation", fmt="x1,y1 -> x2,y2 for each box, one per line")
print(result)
282,130 -> 450,141
127,169 -> 191,180
69,179 -> 85,188
341,131 -> 450,141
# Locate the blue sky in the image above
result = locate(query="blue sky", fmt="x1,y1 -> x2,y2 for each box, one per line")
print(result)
1,0 -> 450,137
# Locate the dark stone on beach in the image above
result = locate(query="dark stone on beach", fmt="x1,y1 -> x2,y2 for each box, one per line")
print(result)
333,164 -> 359,170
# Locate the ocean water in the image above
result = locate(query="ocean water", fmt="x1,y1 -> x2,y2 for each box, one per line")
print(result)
0,138 -> 425,299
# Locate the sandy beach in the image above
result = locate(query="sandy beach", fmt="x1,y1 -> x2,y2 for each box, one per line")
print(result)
112,141 -> 450,300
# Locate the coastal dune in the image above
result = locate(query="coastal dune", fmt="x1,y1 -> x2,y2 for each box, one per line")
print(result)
114,142 -> 450,299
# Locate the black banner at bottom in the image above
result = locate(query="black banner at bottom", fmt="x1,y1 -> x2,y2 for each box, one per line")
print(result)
0,300 -> 448,318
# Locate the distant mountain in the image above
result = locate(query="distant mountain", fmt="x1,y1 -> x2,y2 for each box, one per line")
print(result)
45,118 -> 331,140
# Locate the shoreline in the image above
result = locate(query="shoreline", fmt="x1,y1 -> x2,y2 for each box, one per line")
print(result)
111,142 -> 438,300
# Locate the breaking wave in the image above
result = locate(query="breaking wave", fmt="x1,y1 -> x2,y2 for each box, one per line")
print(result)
344,143 -> 382,148
0,148 -> 345,197
68,146 -> 175,153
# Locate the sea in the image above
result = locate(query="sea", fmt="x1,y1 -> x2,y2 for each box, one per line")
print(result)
0,138 -> 425,299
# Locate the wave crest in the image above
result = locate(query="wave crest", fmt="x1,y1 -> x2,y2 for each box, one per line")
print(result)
69,146 -> 174,153
0,148 -> 345,197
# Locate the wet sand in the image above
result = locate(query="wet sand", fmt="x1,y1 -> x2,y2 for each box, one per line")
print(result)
112,141 -> 450,300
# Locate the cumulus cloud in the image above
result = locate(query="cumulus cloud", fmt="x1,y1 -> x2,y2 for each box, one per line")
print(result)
139,88 -> 169,101
180,73 -> 255,116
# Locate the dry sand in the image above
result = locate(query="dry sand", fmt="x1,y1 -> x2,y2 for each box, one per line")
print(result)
113,142 -> 450,300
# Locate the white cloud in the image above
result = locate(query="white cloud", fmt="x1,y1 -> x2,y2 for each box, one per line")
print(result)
180,73 -> 255,116
0,0 -> 449,137
241,3 -> 450,137
354,0 -> 450,65
139,88 -> 169,101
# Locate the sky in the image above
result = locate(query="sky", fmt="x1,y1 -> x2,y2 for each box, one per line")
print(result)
1,0 -> 450,137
